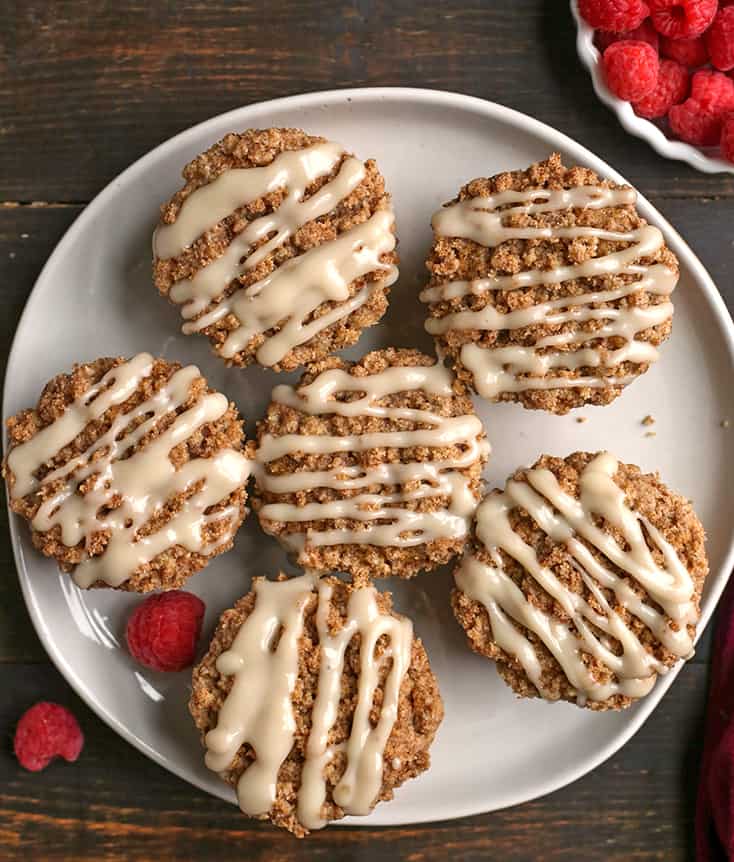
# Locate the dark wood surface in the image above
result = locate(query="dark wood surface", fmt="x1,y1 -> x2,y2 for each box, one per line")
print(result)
0,2 -> 731,859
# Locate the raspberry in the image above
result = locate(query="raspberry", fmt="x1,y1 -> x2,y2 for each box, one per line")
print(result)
126,590 -> 205,672
633,58 -> 689,117
721,114 -> 734,162
707,7 -> 734,71
579,0 -> 650,31
691,68 -> 734,104
669,70 -> 734,143
649,0 -> 718,38
595,20 -> 660,52
603,40 -> 660,100
660,34 -> 709,66
14,702 -> 84,772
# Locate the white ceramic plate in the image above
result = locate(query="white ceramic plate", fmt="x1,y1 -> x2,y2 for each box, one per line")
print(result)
571,0 -> 734,175
5,87 -> 734,827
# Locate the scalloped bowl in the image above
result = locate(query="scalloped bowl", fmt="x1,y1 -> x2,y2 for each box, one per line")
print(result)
571,0 -> 734,174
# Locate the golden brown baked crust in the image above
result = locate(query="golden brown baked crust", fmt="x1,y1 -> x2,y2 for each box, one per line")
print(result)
423,153 -> 679,414
189,575 -> 444,836
3,356 -> 248,592
452,451 -> 708,711
153,127 -> 398,372
250,347 -> 489,581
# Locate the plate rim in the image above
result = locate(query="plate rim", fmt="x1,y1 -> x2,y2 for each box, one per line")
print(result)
4,85 -> 734,826
570,0 -> 734,175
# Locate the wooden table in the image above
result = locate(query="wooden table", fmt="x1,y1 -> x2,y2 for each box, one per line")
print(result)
1,2 -> 731,859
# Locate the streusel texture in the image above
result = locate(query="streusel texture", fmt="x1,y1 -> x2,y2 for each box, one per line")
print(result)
4,355 -> 249,592
190,574 -> 443,836
452,451 -> 707,710
153,127 -> 398,372
250,348 -> 489,581
422,153 -> 679,414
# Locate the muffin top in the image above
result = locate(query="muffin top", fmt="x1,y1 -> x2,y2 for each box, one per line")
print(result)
421,153 -> 679,414
452,451 -> 708,710
4,353 -> 250,591
250,347 -> 489,580
153,127 -> 398,372
190,573 -> 443,836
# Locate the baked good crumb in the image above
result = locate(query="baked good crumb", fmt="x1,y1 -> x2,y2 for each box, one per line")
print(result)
421,153 -> 679,414
250,347 -> 489,581
3,355 -> 249,592
189,573 -> 443,836
153,127 -> 398,372
452,451 -> 708,711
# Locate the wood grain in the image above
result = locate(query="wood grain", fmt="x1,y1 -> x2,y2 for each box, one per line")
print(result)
0,662 -> 709,861
1,1 -> 732,858
0,0 -> 733,202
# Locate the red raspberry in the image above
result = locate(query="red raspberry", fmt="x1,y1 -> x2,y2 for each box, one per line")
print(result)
707,7 -> 734,71
126,590 -> 205,672
14,702 -> 84,772
690,68 -> 734,104
603,40 -> 660,100
660,34 -> 709,66
669,70 -> 734,144
633,58 -> 689,117
595,20 -> 660,52
579,0 -> 650,31
649,0 -> 718,38
721,114 -> 734,162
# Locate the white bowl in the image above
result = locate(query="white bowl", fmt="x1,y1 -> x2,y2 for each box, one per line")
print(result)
5,87 -> 734,827
571,0 -> 734,174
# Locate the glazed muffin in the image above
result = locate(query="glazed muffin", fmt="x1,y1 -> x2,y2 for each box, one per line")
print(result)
452,451 -> 708,711
190,572 -> 443,836
3,353 -> 250,592
250,348 -> 489,581
421,153 -> 679,414
153,127 -> 399,372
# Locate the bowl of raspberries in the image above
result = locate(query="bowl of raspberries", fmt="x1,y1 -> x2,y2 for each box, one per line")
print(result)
573,0 -> 734,172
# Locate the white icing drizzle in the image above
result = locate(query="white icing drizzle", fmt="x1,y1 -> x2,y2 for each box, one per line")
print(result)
204,573 -> 413,830
6,353 -> 250,588
205,574 -> 316,815
254,363 -> 488,552
298,579 -> 413,828
421,185 -> 677,399
455,452 -> 697,705
153,141 -> 398,366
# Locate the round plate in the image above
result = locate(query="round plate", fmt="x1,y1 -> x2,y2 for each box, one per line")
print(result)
5,87 -> 734,827
571,0 -> 734,175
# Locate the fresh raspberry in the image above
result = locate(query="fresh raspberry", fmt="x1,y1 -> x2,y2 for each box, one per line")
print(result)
669,70 -> 734,143
649,0 -> 718,38
126,590 -> 205,672
633,58 -> 689,117
660,34 -> 709,66
721,114 -> 734,162
603,40 -> 660,100
595,20 -> 660,52
579,0 -> 650,32
14,702 -> 84,772
707,7 -> 734,71
691,67 -> 734,104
